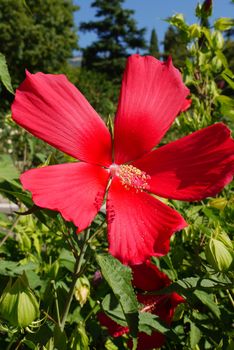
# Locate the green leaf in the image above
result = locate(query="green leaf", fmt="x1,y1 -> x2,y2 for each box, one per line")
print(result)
215,50 -> 228,69
59,249 -> 76,272
0,260 -> 38,277
194,290 -> 221,318
190,322 -> 202,348
215,95 -> 234,120
70,323 -> 89,350
221,69 -> 234,89
0,53 -> 14,94
214,18 -> 234,31
102,293 -> 127,327
96,254 -> 138,341
138,312 -> 169,335
54,325 -> 67,350
0,155 -> 19,183
138,312 -> 179,343
21,339 -> 37,349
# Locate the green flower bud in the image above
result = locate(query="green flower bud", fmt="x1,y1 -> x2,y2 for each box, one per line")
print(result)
217,232 -> 233,250
189,24 -> 201,38
0,272 -> 39,327
211,31 -> 224,50
209,198 -> 228,210
74,276 -> 90,307
205,238 -> 233,272
211,56 -> 223,72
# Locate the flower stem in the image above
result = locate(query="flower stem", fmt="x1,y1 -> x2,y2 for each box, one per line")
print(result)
60,229 -> 90,331
51,280 -> 61,327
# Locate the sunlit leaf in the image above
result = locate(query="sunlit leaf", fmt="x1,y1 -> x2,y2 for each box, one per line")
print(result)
96,254 -> 138,345
0,53 -> 14,94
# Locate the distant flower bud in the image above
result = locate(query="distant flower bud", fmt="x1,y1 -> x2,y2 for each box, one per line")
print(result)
205,238 -> 233,272
209,198 -> 228,210
0,273 -> 39,327
92,270 -> 103,286
74,276 -> 90,307
189,24 -> 201,38
212,31 -> 224,50
204,0 -> 212,12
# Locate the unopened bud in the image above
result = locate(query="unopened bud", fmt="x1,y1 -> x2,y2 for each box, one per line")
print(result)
92,270 -> 103,286
204,0 -> 212,13
74,276 -> 90,307
211,31 -> 224,50
209,198 -> 228,210
217,232 -> 233,250
190,24 -> 201,38
0,272 -> 39,327
205,238 -> 233,272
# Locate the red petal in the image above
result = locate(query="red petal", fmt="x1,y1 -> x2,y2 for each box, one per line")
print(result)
21,163 -> 109,231
98,312 -> 129,337
12,71 -> 112,166
138,292 -> 184,325
134,123 -> 234,201
180,98 -> 192,112
131,260 -> 171,291
132,262 -> 185,324
133,331 -> 165,350
114,55 -> 189,164
106,178 -> 187,265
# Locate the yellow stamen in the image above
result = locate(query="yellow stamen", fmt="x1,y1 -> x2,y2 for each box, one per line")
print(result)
118,164 -> 151,192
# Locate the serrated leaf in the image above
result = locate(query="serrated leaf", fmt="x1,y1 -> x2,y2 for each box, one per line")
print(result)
138,312 -> 179,343
0,53 -> 14,94
96,254 -> 138,341
102,293 -> 127,327
138,312 -> 168,335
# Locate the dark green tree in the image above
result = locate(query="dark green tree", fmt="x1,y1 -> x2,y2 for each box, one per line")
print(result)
163,25 -> 188,68
80,0 -> 146,80
149,28 -> 160,58
0,0 -> 78,86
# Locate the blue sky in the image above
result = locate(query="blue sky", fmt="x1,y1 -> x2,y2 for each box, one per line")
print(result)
74,0 -> 233,52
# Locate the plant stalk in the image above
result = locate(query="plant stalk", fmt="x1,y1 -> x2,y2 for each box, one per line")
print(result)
60,229 -> 90,331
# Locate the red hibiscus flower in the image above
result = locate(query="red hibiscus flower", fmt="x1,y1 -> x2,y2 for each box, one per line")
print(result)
11,54 -> 234,265
98,260 -> 185,350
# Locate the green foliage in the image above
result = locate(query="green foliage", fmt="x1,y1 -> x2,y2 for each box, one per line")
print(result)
165,9 -> 234,136
163,25 -> 189,68
80,0 -> 146,80
96,253 -> 138,343
149,28 -> 160,58
0,53 -> 14,94
0,1 -> 233,349
0,154 -> 19,182
0,0 -> 78,109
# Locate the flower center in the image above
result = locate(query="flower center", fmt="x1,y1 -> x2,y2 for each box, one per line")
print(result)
109,164 -> 151,192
